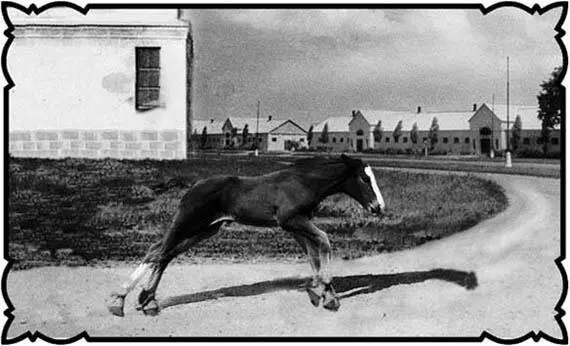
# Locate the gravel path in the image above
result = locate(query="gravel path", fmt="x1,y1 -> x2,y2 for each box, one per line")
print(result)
4,173 -> 563,341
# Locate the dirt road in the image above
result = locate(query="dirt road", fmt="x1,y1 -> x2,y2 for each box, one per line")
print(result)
4,173 -> 563,341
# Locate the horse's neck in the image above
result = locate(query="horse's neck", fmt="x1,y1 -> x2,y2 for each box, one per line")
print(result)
300,166 -> 349,202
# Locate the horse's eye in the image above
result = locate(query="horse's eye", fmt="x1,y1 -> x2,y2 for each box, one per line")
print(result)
361,174 -> 370,183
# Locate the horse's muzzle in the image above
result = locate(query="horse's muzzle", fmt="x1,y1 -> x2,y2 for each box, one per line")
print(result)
368,203 -> 385,216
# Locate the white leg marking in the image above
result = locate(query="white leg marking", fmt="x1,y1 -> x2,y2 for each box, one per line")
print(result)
364,165 -> 385,209
121,263 -> 150,294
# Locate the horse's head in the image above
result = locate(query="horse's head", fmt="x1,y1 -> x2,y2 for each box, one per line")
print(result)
340,154 -> 386,215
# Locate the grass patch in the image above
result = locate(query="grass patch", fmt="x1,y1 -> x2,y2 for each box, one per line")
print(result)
8,156 -> 508,269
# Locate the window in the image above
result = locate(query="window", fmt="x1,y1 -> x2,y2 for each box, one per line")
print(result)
300,138 -> 305,142
523,138 -> 530,145
394,137 -> 399,143
403,137 -> 408,143
135,47 -> 161,110
356,129 -> 364,136
479,127 -> 492,136
423,137 -> 427,142
465,137 -> 470,144
495,139 -> 499,149
332,137 -> 337,143
340,138 -> 344,143
385,137 -> 390,143
552,137 -> 560,145
537,137 -> 544,145
454,137 -> 459,144
443,137 -> 449,144
272,137 -> 277,142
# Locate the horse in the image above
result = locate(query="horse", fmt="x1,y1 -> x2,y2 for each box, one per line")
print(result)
107,154 -> 386,316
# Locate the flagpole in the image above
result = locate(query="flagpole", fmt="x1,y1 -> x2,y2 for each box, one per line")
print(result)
255,100 -> 260,156
505,56 -> 512,168
490,93 -> 495,158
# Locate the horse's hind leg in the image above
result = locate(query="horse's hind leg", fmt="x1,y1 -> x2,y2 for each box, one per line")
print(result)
107,241 -> 161,317
137,222 -> 224,316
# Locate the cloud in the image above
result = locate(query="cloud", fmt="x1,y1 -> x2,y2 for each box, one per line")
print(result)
190,8 -> 563,122
219,9 -> 395,39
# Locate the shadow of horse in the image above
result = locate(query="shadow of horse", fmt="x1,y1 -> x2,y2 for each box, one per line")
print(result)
158,268 -> 477,310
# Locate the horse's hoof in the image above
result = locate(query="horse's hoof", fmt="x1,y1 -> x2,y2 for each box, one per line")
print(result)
306,287 -> 322,307
323,296 -> 340,311
323,286 -> 340,312
107,294 -> 125,317
142,300 -> 160,316
306,281 -> 326,307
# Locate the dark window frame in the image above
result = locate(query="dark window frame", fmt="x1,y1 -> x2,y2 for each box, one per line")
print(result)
135,47 -> 161,110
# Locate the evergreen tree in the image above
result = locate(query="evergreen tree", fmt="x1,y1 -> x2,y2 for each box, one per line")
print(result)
319,123 -> 329,144
307,125 -> 314,145
393,120 -> 403,143
373,121 -> 383,142
428,117 -> 439,150
410,122 -> 419,144
200,126 -> 208,149
537,66 -> 562,154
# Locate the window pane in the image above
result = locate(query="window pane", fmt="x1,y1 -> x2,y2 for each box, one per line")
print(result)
137,88 -> 160,106
137,48 -> 160,68
137,70 -> 160,87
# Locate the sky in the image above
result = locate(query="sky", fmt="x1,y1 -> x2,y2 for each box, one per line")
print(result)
184,6 -> 563,127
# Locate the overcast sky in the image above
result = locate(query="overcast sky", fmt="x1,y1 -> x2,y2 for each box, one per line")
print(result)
184,7 -> 563,127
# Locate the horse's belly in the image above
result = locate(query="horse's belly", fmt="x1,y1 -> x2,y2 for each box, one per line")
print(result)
231,198 -> 278,227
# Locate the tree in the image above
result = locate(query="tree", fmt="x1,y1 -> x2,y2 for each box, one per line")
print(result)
230,128 -> 238,147
242,124 -> 249,146
319,123 -> 329,144
410,122 -> 419,144
510,115 -> 522,153
307,125 -> 314,145
393,120 -> 403,143
373,121 -> 382,142
200,126 -> 208,149
428,117 -> 439,150
537,66 -> 562,154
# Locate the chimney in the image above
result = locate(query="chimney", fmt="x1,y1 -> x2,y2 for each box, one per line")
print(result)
417,106 -> 421,114
210,119 -> 214,123
472,103 -> 477,111
268,115 -> 272,121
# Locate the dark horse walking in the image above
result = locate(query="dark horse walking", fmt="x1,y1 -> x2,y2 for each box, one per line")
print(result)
107,154 -> 385,316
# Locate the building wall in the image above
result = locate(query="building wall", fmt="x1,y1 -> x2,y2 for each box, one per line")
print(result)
369,130 -> 475,154
8,10 -> 189,160
348,114 -> 371,151
310,131 -> 351,151
267,121 -> 308,151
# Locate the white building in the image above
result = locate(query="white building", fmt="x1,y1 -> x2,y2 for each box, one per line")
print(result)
8,8 -> 191,160
310,116 -> 352,151
311,103 -> 560,155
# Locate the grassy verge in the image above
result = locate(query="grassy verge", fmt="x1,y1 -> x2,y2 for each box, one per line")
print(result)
8,156 -> 508,270
268,153 -> 560,178
366,158 -> 560,178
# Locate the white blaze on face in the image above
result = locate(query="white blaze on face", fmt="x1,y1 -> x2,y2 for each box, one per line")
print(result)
364,165 -> 385,210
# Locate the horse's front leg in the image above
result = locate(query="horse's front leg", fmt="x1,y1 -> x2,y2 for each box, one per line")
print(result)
283,216 -> 340,311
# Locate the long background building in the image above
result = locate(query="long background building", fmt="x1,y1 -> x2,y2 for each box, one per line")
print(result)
310,104 -> 561,155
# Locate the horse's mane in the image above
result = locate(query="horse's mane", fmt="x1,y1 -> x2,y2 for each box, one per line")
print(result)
289,155 -> 363,176
291,156 -> 343,171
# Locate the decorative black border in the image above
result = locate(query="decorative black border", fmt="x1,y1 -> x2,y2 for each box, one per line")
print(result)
1,1 -> 567,343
